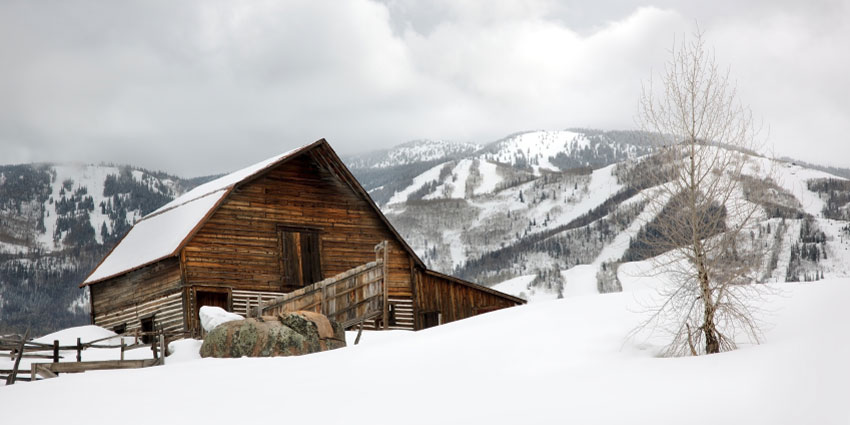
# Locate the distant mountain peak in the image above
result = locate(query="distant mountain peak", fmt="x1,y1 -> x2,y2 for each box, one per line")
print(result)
346,139 -> 482,169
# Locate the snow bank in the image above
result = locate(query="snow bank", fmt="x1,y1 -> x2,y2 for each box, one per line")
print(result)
199,306 -> 244,332
166,339 -> 203,364
2,280 -> 849,425
32,325 -> 118,346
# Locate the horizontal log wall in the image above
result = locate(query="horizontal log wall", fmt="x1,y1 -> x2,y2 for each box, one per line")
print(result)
232,290 -> 286,317
414,270 -> 519,328
90,258 -> 182,317
360,296 -> 414,331
93,291 -> 184,334
90,258 -> 184,333
388,297 -> 415,330
183,151 -> 416,299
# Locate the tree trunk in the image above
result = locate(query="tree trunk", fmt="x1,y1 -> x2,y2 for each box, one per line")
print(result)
699,267 -> 720,354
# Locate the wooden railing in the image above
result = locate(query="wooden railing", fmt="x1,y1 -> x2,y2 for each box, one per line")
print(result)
259,241 -> 389,329
1,328 -> 188,385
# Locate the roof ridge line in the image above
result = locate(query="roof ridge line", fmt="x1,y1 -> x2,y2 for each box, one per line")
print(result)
142,187 -> 232,221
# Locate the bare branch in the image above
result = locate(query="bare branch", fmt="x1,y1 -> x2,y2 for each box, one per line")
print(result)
632,29 -> 773,356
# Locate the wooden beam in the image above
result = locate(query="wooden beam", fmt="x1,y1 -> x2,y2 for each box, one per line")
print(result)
31,359 -> 158,376
5,328 -> 28,385
378,241 -> 389,330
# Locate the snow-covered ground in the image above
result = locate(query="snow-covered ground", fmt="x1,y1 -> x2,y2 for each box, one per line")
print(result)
3,277 -> 848,425
491,274 -> 547,301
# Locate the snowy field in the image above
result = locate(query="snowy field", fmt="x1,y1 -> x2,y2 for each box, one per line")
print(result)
3,277 -> 849,424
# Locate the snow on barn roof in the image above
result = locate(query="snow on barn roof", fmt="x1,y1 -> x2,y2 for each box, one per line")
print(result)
150,146 -> 301,215
82,144 -> 309,285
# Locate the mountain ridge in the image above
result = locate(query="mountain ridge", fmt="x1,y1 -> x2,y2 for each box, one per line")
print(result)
3,129 -> 850,333
0,163 -> 211,334
348,131 -> 850,302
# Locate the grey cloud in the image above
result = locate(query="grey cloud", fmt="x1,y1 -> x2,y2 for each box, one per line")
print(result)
1,1 -> 848,176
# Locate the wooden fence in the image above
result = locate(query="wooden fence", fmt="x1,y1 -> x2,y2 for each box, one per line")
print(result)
1,328 -> 187,385
259,241 -> 389,329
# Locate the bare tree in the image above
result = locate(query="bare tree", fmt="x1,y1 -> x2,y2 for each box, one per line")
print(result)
635,30 -> 770,356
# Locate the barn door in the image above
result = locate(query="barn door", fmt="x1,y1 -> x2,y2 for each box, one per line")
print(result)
279,227 -> 322,287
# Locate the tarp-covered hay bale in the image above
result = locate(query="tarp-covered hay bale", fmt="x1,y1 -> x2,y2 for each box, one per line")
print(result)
200,311 -> 346,358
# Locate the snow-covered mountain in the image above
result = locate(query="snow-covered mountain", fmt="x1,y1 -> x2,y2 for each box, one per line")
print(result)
346,139 -> 483,169
0,164 -> 193,254
347,130 -> 850,302
0,164 -> 208,334
5,128 -> 850,334
348,129 -> 654,206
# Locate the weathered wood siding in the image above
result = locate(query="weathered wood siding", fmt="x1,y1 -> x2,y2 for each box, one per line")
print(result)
182,152 -> 416,299
94,292 -> 184,334
413,269 -> 520,328
90,258 -> 184,332
232,289 -> 286,317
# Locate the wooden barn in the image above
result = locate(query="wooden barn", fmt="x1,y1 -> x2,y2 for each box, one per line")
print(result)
80,139 -> 523,336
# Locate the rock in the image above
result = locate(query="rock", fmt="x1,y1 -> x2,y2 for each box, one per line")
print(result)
199,306 -> 244,333
199,311 -> 346,358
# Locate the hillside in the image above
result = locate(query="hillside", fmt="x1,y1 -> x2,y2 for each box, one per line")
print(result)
0,164 -> 209,334
3,128 -> 850,333
2,275 -> 848,424
348,131 -> 850,301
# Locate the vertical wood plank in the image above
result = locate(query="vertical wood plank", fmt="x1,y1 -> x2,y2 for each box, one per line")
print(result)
5,329 -> 28,385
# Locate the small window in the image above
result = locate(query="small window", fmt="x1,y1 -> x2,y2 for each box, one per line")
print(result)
279,228 -> 322,287
113,323 -> 127,335
421,311 -> 441,329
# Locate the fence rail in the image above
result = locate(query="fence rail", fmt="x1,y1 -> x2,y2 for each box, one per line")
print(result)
259,241 -> 389,329
1,328 -> 187,385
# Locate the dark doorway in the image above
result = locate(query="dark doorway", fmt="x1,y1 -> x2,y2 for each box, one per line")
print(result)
420,311 -> 441,329
140,315 -> 155,344
195,290 -> 230,329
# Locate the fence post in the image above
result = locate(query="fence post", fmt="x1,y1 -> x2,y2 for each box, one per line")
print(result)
120,339 -> 125,361
5,328 -> 28,385
76,337 -> 82,362
158,332 -> 166,364
354,320 -> 365,345
321,282 -> 327,316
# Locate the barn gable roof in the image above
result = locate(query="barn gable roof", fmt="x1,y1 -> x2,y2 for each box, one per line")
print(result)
82,139 -> 427,286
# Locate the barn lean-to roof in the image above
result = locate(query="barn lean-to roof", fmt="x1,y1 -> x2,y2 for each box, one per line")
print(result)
81,139 -> 428,286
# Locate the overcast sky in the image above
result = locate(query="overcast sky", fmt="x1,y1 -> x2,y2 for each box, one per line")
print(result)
1,0 -> 848,176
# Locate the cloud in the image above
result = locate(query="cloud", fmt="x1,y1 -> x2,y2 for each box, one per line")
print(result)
0,1 -> 847,175
704,7 -> 850,167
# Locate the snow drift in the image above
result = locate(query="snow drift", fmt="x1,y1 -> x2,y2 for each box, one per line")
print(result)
2,278 -> 848,425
